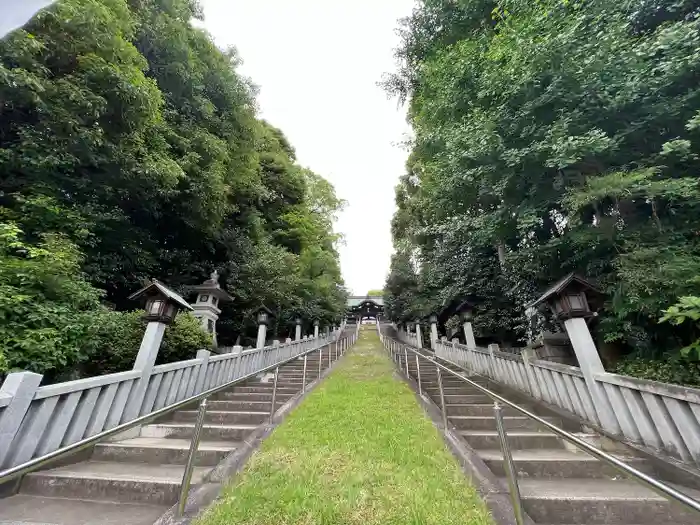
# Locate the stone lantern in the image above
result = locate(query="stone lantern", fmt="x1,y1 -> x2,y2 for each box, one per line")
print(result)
129,280 -> 193,325
190,270 -> 232,347
527,273 -> 620,434
125,280 -> 193,419
254,305 -> 274,349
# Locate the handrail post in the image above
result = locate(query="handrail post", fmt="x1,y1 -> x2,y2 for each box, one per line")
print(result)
177,398 -> 207,517
269,366 -> 279,424
302,354 -> 308,392
435,363 -> 448,429
318,347 -> 323,377
415,355 -> 422,396
404,347 -> 409,377
494,402 -> 525,525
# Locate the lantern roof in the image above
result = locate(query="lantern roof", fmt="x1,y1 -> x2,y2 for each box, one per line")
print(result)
128,280 -> 193,311
526,273 -> 600,310
188,270 -> 233,301
252,304 -> 274,318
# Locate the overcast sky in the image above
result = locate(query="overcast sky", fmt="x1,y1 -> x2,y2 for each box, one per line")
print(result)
200,0 -> 415,296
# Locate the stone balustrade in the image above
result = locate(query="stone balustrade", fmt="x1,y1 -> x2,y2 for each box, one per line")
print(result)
433,338 -> 700,467
0,328 -> 343,470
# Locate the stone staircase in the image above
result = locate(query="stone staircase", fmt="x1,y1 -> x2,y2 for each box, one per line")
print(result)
405,353 -> 699,525
0,348 -> 332,525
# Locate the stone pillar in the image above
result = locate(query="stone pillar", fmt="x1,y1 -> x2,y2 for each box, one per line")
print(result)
256,322 -> 267,349
563,317 -> 621,434
414,321 -> 423,349
295,318 -> 302,342
123,321 -> 167,420
429,315 -> 438,349
313,320 -> 320,339
463,321 -> 476,349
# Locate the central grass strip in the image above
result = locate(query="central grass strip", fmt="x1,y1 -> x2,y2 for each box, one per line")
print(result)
195,328 -> 493,525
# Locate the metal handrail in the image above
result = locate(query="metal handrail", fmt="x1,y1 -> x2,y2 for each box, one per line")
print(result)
379,330 -> 700,520
0,333 -> 352,486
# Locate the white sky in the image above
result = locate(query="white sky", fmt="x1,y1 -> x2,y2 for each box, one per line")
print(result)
200,0 -> 415,295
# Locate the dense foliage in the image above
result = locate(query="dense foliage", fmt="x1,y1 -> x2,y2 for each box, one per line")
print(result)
385,0 -> 700,361
0,0 -> 346,378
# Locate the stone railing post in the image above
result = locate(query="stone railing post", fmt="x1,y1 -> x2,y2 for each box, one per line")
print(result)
194,349 -> 212,393
487,343 -> 500,381
0,371 -> 43,467
520,347 -> 541,399
451,338 -> 460,365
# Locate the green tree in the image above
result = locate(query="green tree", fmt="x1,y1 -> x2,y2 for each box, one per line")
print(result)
1,0 -> 348,356
385,0 -> 700,355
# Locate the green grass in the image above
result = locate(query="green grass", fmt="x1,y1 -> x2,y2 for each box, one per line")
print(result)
195,327 -> 494,525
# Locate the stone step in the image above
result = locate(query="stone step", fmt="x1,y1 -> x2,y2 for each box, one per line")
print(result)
446,403 -> 523,416
424,386 -> 486,395
448,415 -> 560,431
478,449 -> 651,479
93,437 -> 236,466
247,380 -> 304,388
0,494 -> 166,525
173,409 -> 268,425
206,399 -> 285,412
141,422 -> 258,441
460,430 -> 564,450
442,394 -> 493,404
231,385 -> 299,394
20,461 -> 209,505
214,391 -> 295,402
516,478 -> 698,524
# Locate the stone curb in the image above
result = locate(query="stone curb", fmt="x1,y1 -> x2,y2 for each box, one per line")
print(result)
152,343 -> 353,525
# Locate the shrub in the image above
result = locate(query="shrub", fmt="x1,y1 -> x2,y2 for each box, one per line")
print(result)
0,223 -> 104,379
79,310 -> 213,378
613,355 -> 700,388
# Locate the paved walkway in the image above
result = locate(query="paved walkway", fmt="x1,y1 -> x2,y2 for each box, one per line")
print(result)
194,326 -> 492,525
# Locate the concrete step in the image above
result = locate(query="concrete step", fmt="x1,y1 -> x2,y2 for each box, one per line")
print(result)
446,403 -> 523,416
460,430 -> 564,450
173,409 -> 268,425
93,437 -> 236,466
516,478 -> 698,524
448,415 -> 560,431
20,461 -> 209,505
141,422 -> 258,441
0,494 -> 166,525
206,399 -> 285,411
478,449 -> 651,479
